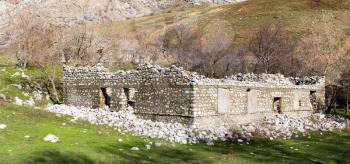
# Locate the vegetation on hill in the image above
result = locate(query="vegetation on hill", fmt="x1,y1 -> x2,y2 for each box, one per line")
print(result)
1,0 -> 349,111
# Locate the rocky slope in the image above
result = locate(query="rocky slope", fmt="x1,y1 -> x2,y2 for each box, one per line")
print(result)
0,0 -> 244,26
0,0 -> 245,47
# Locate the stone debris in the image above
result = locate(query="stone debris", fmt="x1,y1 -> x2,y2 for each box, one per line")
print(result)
64,64 -> 324,87
12,84 -> 22,90
14,97 -> 23,105
0,124 -> 7,129
11,72 -> 21,77
10,72 -> 30,80
14,97 -> 35,106
33,90 -> 43,101
0,94 -> 6,101
241,113 -> 348,140
227,73 -> 324,86
206,141 -> 214,146
43,134 -> 59,143
47,105 -> 348,144
131,147 -> 139,151
21,72 -> 29,79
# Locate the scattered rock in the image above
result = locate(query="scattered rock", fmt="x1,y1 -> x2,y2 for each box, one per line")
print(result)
11,72 -> 20,77
25,97 -> 35,106
0,94 -> 6,101
155,142 -> 162,147
131,147 -> 139,151
33,91 -> 43,101
206,141 -> 214,146
21,72 -> 29,79
43,134 -> 59,143
14,97 -> 35,106
0,124 -> 7,129
12,84 -> 22,90
46,105 -> 348,144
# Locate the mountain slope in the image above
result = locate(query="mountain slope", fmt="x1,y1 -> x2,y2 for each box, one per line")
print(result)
0,0 -> 244,26
0,0 -> 245,47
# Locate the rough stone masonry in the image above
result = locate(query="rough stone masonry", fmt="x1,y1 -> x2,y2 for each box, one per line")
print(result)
63,64 -> 325,129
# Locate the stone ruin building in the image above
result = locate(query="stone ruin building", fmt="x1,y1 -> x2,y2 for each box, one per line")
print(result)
63,64 -> 325,129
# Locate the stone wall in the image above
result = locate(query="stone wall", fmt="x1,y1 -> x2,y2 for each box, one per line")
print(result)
190,75 -> 325,128
63,64 -> 197,124
191,85 -> 324,129
63,64 -> 325,129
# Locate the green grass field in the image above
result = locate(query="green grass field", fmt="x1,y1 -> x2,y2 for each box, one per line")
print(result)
0,58 -> 349,163
0,103 -> 349,163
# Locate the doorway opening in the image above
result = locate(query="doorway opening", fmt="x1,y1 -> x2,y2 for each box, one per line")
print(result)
123,88 -> 135,108
273,97 -> 282,113
100,88 -> 111,109
310,91 -> 317,111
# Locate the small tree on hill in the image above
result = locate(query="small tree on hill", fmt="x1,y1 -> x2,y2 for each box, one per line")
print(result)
59,27 -> 114,66
338,65 -> 350,113
10,6 -> 51,68
247,24 -> 295,74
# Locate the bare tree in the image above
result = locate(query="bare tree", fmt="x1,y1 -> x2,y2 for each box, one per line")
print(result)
338,64 -> 350,113
295,13 -> 349,109
198,31 -> 233,77
247,24 -> 295,74
10,6 -> 51,68
59,27 -> 114,66
172,23 -> 193,64
35,54 -> 63,104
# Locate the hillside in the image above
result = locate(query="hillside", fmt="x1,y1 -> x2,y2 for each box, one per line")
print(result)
88,0 -> 350,44
0,0 -> 242,24
1,0 -> 350,83
0,0 -> 246,48
74,0 -> 350,76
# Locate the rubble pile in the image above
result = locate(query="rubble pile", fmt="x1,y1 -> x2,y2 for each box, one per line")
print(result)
47,105 -> 348,144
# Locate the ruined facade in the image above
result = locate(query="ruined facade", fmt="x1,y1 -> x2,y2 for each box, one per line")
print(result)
63,64 -> 325,129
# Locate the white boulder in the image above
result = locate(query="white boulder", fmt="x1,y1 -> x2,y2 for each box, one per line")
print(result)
43,134 -> 59,143
131,147 -> 139,151
0,124 -> 7,129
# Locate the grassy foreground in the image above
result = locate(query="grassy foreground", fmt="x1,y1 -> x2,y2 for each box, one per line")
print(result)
0,103 -> 349,163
